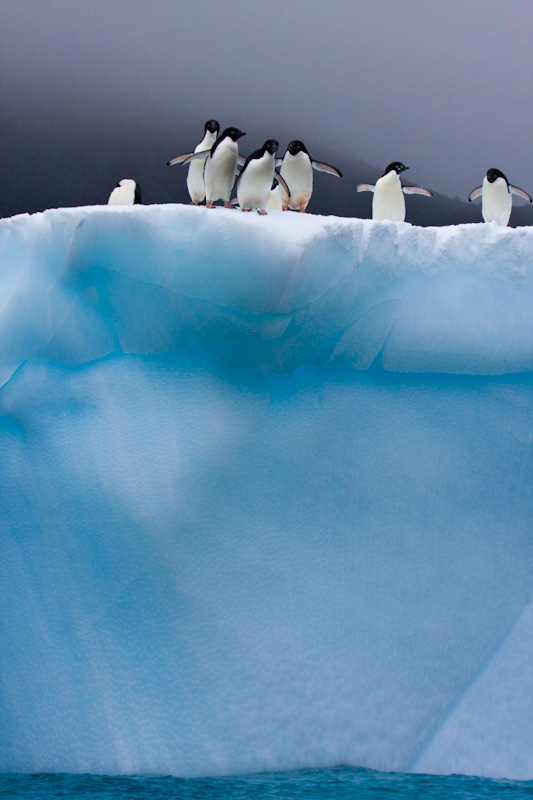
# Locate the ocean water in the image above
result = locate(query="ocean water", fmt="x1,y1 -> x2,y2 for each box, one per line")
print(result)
1,767 -> 532,799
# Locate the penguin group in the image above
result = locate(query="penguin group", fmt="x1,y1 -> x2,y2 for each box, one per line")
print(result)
165,122 -> 342,215
107,118 -> 532,227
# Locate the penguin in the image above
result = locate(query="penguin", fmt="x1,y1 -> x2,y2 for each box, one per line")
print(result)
278,140 -> 342,212
176,127 -> 245,207
167,120 -> 219,204
107,179 -> 142,205
357,162 -> 432,222
468,168 -> 532,227
266,180 -> 283,211
236,140 -> 290,214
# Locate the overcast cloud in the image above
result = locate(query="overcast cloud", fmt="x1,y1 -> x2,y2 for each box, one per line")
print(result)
1,0 -> 532,203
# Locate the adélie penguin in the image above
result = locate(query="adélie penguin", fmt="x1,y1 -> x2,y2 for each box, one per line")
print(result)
174,127 -> 245,207
468,168 -> 532,227
278,140 -> 342,212
236,139 -> 290,214
167,119 -> 219,204
266,180 -> 283,211
107,179 -> 142,205
357,162 -> 432,222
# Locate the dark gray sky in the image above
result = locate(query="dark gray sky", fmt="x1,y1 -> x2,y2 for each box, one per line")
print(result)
2,0 -> 533,201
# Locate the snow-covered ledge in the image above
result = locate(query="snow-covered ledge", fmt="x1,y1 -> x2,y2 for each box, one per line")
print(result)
1,204 -> 532,378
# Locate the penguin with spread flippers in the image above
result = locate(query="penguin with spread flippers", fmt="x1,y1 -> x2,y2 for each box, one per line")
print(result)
167,120 -> 219,204
357,162 -> 432,222
176,127 -> 245,207
468,168 -> 532,227
236,140 -> 290,214
108,179 -> 142,205
278,140 -> 342,212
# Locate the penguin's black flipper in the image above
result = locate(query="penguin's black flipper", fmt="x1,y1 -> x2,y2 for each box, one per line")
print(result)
509,185 -> 532,202
312,160 -> 342,178
468,186 -> 483,202
274,170 -> 290,197
168,149 -> 210,167
402,186 -> 432,197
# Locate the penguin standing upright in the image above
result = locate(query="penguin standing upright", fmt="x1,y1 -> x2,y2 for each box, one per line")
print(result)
174,127 -> 245,207
357,162 -> 432,222
187,120 -> 219,204
468,168 -> 532,227
167,119 -> 219,203
266,180 -> 283,211
236,139 -> 290,214
107,179 -> 142,205
278,140 -> 342,212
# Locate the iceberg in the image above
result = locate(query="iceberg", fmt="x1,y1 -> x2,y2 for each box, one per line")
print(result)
0,205 -> 532,780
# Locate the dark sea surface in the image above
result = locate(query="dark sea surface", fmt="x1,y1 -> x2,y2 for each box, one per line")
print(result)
1,767 -> 532,799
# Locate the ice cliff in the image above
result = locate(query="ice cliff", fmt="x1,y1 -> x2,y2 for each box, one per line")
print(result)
1,205 -> 532,780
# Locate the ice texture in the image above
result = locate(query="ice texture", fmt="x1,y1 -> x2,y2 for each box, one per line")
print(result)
0,205 -> 532,779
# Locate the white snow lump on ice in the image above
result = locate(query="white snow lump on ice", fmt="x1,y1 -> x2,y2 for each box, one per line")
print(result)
0,204 -> 532,780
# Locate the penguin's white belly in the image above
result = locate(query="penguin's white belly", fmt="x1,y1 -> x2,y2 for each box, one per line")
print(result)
280,157 -> 313,210
187,157 -> 208,204
187,134 -> 216,204
373,179 -> 405,222
482,179 -> 512,226
266,185 -> 283,211
205,143 -> 238,203
237,158 -> 274,210
108,185 -> 134,205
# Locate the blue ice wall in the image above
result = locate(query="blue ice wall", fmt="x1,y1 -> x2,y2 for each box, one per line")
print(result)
0,206 -> 532,779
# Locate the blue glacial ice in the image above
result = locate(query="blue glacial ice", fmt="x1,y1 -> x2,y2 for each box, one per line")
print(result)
0,205 -> 532,779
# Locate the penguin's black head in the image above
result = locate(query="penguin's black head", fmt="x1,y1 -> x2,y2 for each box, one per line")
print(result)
487,168 -> 508,184
263,139 -> 279,155
222,127 -> 245,142
287,140 -> 308,156
383,162 -> 408,176
205,119 -> 220,134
